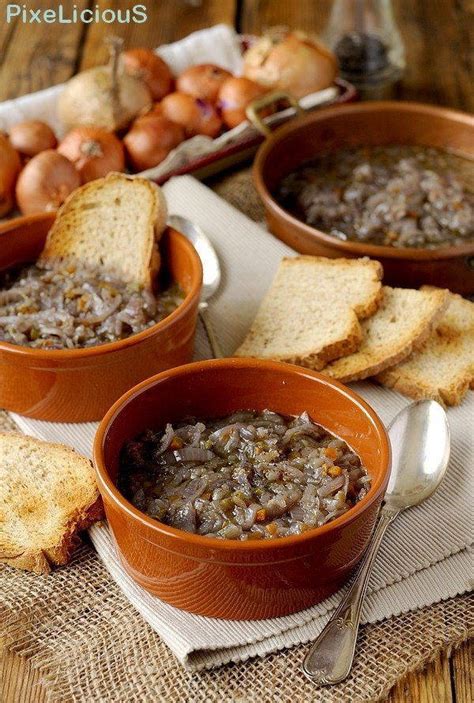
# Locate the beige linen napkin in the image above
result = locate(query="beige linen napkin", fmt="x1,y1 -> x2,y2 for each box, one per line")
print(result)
11,176 -> 473,670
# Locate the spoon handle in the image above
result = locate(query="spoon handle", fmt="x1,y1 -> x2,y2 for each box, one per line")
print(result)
199,301 -> 223,358
302,507 -> 399,684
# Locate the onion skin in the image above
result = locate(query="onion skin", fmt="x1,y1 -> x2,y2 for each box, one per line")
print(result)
122,48 -> 174,101
58,127 -> 125,183
0,133 -> 21,216
58,65 -> 152,132
176,64 -> 232,103
160,92 -> 222,138
217,77 -> 266,128
147,102 -> 163,115
9,120 -> 57,159
124,115 -> 185,172
15,150 -> 81,215
243,31 -> 338,98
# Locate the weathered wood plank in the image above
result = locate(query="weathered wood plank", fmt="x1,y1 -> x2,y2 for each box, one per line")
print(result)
240,0 -> 332,35
0,0 -> 89,101
1,652 -> 47,703
0,15 -> 17,66
79,0 -> 237,71
451,640 -> 473,703
393,0 -> 473,110
387,650 -> 454,703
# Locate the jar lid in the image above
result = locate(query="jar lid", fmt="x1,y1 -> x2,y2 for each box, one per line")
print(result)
335,32 -> 399,85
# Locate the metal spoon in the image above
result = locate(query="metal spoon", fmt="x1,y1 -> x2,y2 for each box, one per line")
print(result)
168,214 -> 223,358
302,399 -> 450,685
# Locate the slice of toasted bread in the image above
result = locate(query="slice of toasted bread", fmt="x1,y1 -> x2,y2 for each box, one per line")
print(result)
322,286 -> 449,383
0,433 -> 103,574
377,289 -> 474,406
234,256 -> 383,369
39,173 -> 167,288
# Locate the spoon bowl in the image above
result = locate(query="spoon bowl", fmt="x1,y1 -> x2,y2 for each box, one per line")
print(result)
386,400 -> 450,510
167,214 -> 221,301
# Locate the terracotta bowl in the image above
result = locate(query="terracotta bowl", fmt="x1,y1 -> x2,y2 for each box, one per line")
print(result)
0,213 -> 202,422
253,101 -> 474,294
93,358 -> 390,620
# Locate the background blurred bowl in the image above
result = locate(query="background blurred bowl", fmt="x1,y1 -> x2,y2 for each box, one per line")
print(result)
0,214 -> 202,421
94,357 -> 390,620
253,101 -> 474,294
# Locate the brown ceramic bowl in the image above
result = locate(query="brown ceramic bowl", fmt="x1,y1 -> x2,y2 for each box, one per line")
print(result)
93,358 -> 390,620
253,101 -> 474,294
0,213 -> 202,422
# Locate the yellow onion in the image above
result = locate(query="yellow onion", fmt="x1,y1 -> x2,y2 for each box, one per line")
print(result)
58,38 -> 151,132
124,115 -> 185,172
9,120 -> 57,159
0,133 -> 21,216
15,150 -> 81,215
176,64 -> 232,103
243,29 -> 338,98
160,92 -> 222,138
122,48 -> 173,101
58,127 -> 125,183
217,77 -> 266,129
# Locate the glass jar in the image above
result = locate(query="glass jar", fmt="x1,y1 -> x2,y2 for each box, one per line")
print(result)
323,0 -> 405,99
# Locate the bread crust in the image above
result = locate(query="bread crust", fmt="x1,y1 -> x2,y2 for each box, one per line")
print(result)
375,371 -> 471,408
376,290 -> 474,407
324,287 -> 449,383
253,322 -> 364,371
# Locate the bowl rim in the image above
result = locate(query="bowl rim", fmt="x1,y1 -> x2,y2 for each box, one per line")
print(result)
0,218 -> 203,359
93,357 -> 391,552
253,100 -> 474,261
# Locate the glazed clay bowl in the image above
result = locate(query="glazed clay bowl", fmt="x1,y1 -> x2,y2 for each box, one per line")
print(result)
94,358 -> 390,620
253,101 -> 474,294
0,213 -> 202,422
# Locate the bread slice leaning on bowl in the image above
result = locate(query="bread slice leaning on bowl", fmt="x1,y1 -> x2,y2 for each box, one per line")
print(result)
0,433 -> 103,574
39,172 -> 168,289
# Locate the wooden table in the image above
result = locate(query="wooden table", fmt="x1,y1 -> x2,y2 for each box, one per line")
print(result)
0,1 -> 472,701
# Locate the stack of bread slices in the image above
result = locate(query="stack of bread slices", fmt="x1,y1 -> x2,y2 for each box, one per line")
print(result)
235,256 -> 474,407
